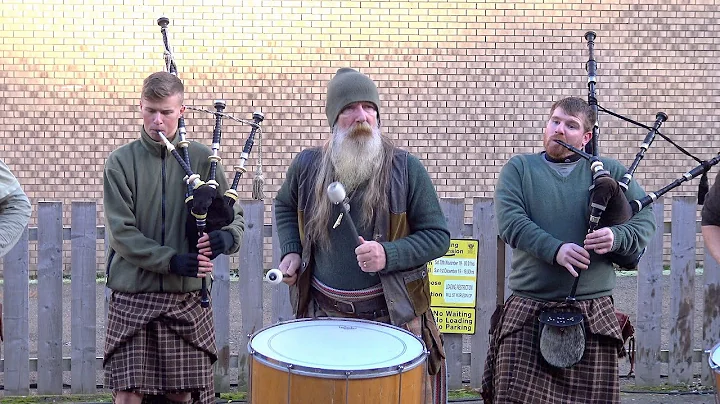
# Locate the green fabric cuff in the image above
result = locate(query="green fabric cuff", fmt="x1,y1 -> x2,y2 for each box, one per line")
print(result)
281,242 -> 303,259
610,227 -> 621,252
381,242 -> 399,272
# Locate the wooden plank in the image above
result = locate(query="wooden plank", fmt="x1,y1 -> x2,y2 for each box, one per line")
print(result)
635,199 -> 665,386
104,229 -> 110,334
237,200 -> 265,391
503,239 -> 512,303
668,196 -> 696,384
439,198 -> 465,390
36,202 -> 64,394
270,201 -> 293,323
471,197 -> 497,387
211,253 -> 231,392
70,201 -> 97,394
495,237 -> 505,304
3,227 -> 30,396
702,238 -> 720,386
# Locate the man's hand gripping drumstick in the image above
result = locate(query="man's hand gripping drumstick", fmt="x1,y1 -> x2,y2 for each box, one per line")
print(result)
327,181 -> 385,273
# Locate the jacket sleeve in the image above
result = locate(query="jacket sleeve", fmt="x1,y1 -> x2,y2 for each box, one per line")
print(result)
0,161 -> 31,257
605,158 -> 656,255
381,155 -> 451,272
274,154 -> 303,259
495,156 -> 564,265
104,155 -> 177,273
701,171 -> 720,226
213,162 -> 246,254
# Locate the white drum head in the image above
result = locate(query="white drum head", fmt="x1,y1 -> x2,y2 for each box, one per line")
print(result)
711,342 -> 720,369
249,318 -> 427,378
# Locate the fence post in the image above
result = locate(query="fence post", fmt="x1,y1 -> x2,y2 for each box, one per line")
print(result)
501,239 -> 512,305
212,253 -> 231,392
471,197 -> 497,387
439,198 -> 464,390
668,196 -> 697,384
237,200 -> 265,392
37,201 -> 64,394
635,198 -> 665,386
270,201 -> 292,323
70,201 -> 97,394
3,227 -> 30,396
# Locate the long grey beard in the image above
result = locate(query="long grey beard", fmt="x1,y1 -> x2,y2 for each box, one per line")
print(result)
331,124 -> 383,192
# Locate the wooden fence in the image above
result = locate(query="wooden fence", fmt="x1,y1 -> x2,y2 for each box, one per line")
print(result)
1,196 -> 719,396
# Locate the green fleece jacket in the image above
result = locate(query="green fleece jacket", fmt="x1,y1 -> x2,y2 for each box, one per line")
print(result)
0,159 -> 31,257
495,153 -> 656,301
103,128 -> 245,293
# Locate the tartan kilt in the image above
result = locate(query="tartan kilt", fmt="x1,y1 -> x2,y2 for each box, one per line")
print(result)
481,295 -> 623,404
104,291 -> 217,403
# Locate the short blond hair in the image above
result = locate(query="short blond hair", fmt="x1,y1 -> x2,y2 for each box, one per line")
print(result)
142,72 -> 184,103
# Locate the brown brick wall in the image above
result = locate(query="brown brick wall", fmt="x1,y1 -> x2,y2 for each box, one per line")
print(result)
1,1 -> 719,272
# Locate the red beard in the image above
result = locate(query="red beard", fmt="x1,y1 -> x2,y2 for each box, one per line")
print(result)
349,122 -> 373,138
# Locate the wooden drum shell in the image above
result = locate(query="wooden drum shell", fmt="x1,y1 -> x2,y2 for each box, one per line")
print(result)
248,318 -> 428,404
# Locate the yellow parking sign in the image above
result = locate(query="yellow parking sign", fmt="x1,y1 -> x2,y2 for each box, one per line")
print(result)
428,239 -> 479,334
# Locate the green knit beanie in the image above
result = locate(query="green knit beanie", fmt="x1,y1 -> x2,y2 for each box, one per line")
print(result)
325,67 -> 380,127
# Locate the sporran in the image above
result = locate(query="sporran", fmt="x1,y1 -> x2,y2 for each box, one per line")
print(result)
538,309 -> 586,368
537,270 -> 586,368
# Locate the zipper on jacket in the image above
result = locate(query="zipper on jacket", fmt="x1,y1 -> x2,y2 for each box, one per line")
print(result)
160,148 -> 166,292
106,250 -> 115,278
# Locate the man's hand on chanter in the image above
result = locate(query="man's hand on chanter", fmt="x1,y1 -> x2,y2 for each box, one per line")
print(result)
584,227 -> 615,255
555,243 -> 590,277
169,253 -> 213,278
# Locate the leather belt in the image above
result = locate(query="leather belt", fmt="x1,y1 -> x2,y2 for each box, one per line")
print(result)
311,288 -> 389,320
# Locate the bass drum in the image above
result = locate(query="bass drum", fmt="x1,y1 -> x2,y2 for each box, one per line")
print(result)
710,342 -> 720,404
248,318 -> 427,403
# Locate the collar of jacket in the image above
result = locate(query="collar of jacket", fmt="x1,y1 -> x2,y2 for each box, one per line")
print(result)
139,127 -> 181,157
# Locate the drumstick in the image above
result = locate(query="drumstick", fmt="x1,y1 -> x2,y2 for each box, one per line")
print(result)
327,182 -> 361,246
327,181 -> 377,276
264,268 -> 290,285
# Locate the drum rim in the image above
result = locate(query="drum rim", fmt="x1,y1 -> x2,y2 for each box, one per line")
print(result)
709,341 -> 720,370
247,317 -> 429,379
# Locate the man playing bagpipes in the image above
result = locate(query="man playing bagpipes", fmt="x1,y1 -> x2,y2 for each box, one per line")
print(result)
102,72 -> 245,404
702,173 -> 720,263
0,158 -> 32,343
480,97 -> 656,403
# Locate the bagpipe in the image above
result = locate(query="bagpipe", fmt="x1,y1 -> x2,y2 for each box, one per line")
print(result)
557,31 -> 720,269
156,17 -> 266,307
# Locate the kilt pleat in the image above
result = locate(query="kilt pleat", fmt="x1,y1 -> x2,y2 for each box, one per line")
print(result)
104,291 -> 217,403
481,295 -> 623,404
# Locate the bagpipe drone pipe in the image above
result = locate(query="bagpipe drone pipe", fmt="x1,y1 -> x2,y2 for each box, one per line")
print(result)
156,17 -> 266,307
556,31 -> 719,270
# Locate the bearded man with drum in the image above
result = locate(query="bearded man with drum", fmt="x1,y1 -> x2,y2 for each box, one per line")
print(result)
480,97 -> 656,403
103,71 -> 245,404
274,67 -> 450,403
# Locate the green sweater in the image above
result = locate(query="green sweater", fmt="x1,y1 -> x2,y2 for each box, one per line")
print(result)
103,128 -> 245,293
275,148 -> 450,290
495,153 -> 656,301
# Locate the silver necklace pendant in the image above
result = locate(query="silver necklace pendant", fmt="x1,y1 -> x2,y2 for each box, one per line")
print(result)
332,196 -> 350,229
332,212 -> 343,229
343,196 -> 350,214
